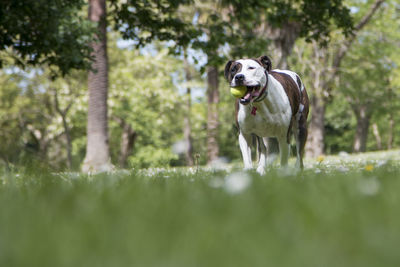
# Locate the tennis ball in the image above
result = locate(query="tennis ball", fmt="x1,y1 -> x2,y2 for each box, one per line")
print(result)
230,86 -> 247,98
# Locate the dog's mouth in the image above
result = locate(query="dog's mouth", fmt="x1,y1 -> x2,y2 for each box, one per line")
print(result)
240,85 -> 261,105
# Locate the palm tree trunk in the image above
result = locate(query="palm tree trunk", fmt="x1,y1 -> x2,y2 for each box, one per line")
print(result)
82,0 -> 111,173
206,66 -> 219,164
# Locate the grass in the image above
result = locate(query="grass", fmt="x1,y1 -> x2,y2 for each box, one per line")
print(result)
1,151 -> 400,267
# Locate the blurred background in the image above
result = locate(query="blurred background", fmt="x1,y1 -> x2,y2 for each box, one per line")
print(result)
0,0 -> 399,171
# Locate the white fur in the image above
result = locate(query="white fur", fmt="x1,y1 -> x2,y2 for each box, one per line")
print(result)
233,60 -> 302,174
230,59 -> 267,87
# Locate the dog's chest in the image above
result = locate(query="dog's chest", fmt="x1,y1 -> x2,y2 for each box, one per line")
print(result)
237,103 -> 291,137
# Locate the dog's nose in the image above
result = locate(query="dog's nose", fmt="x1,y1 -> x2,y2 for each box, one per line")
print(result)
240,98 -> 250,105
235,74 -> 245,83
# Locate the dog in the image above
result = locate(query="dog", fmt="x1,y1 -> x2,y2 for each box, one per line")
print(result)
224,55 -> 309,174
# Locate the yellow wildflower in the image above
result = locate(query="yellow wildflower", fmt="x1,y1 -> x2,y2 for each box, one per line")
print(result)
365,165 -> 374,172
317,155 -> 325,163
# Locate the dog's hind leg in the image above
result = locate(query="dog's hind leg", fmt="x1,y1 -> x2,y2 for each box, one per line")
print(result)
264,137 -> 279,166
278,137 -> 290,167
239,132 -> 253,170
295,115 -> 308,169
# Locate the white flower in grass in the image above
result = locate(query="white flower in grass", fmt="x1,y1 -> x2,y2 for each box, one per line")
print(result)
337,166 -> 349,172
223,172 -> 251,194
376,160 -> 388,168
358,177 -> 380,196
314,168 -> 322,174
187,167 -> 196,175
209,157 -> 229,171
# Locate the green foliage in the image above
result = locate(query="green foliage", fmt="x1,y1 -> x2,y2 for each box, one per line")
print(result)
337,0 -> 400,151
0,0 -> 95,75
1,153 -> 400,266
324,95 -> 355,153
0,64 -> 88,169
289,0 -> 400,154
225,0 -> 353,44
108,40 -> 190,168
110,0 -> 199,48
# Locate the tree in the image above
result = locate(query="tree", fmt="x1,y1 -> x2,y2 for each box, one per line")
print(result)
0,0 -> 95,75
339,0 -> 399,152
183,49 -> 195,166
292,0 -> 386,157
81,0 -> 111,173
81,0 -> 197,172
224,0 -> 353,68
107,45 -> 188,168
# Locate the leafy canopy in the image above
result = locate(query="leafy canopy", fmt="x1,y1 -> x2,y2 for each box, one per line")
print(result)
0,0 -> 95,75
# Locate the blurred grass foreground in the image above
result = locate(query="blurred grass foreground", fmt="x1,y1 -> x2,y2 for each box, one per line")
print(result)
1,150 -> 400,267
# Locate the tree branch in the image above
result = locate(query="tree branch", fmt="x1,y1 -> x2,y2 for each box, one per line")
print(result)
332,0 -> 385,71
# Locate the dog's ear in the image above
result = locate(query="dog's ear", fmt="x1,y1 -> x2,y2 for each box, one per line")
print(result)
224,60 -> 234,81
257,55 -> 272,72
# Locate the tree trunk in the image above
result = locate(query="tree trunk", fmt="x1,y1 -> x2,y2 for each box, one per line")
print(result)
265,22 -> 301,69
371,122 -> 382,150
183,87 -> 194,166
53,90 -> 73,169
305,42 -> 326,158
26,124 -> 50,160
306,95 -> 325,157
82,0 -> 111,173
387,114 -> 394,150
61,114 -> 73,169
183,50 -> 194,166
206,66 -> 219,164
119,121 -> 136,168
111,116 -> 136,168
353,105 -> 371,153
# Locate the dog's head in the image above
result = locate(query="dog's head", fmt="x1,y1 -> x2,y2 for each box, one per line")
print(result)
224,55 -> 272,105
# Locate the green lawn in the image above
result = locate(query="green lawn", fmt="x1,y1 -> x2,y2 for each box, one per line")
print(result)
1,151 -> 400,267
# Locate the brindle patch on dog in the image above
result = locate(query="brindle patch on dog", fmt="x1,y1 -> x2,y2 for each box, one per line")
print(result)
224,61 -> 242,82
270,71 -> 300,116
270,71 -> 304,143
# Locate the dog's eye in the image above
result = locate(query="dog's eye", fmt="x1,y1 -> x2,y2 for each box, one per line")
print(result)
231,66 -> 237,73
248,66 -> 256,70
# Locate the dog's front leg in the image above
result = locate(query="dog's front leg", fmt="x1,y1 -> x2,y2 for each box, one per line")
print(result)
239,132 -> 253,170
256,136 -> 267,175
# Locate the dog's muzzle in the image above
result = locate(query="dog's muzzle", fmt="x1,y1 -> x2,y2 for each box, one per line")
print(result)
239,85 -> 261,105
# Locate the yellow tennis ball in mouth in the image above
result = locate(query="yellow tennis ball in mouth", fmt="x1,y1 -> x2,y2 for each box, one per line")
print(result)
230,86 -> 247,98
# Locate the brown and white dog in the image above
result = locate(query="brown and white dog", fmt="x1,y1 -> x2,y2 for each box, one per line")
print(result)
225,55 -> 309,174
